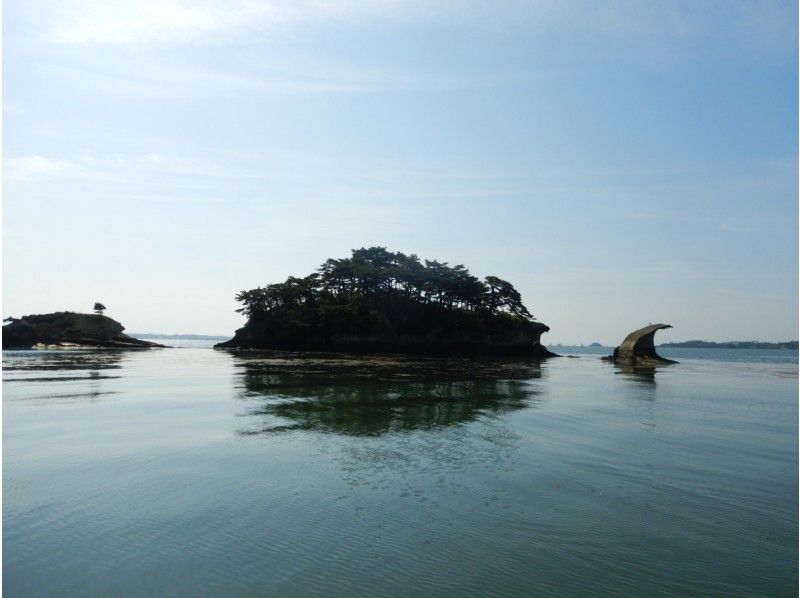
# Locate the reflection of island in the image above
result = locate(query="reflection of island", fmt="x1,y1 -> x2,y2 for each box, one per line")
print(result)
2,349 -> 124,374
217,247 -> 554,357
614,365 -> 657,385
233,355 -> 543,437
2,350 -> 125,399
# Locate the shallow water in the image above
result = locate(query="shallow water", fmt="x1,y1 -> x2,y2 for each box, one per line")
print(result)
3,348 -> 798,596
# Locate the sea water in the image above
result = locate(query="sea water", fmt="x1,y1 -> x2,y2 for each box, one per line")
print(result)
3,346 -> 797,596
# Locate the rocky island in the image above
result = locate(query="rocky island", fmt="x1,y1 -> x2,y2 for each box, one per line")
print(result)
2,312 -> 166,349
216,247 -> 555,357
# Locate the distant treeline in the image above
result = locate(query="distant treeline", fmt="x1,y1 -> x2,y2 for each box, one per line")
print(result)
660,340 -> 798,350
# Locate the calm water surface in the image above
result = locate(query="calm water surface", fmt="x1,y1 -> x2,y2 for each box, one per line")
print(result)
3,346 -> 798,596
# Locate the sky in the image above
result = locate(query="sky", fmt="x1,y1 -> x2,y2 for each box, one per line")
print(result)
3,0 -> 798,344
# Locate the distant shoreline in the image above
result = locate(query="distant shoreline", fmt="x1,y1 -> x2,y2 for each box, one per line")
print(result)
548,341 -> 797,350
659,340 -> 798,349
129,333 -> 233,341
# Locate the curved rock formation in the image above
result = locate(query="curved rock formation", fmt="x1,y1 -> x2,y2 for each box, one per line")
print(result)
603,323 -> 677,366
2,312 -> 167,349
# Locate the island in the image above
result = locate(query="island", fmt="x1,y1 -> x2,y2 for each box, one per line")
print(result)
216,247 -> 555,357
2,312 -> 166,349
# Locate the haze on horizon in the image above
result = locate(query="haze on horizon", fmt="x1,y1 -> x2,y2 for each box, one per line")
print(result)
3,1 -> 797,345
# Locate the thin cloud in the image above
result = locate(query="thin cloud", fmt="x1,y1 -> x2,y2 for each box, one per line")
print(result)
51,0 -> 410,45
4,152 -> 263,193
47,0 -> 796,54
719,219 -> 780,233
42,50 -> 517,99
6,156 -> 70,180
53,1 -> 225,45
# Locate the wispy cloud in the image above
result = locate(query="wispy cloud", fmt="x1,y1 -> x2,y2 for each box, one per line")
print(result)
719,218 -> 783,233
46,0 -> 796,53
50,0 -> 410,45
715,287 -> 792,302
39,0 -> 530,99
16,0 -> 789,105
43,52 -> 505,99
52,0 -> 219,45
6,156 -> 70,180
0,148 -> 589,210
4,152 -> 264,196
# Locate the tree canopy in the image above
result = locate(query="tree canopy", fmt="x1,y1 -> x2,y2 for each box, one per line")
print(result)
235,247 -> 534,321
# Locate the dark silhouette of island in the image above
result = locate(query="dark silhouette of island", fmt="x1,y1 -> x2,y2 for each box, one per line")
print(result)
659,340 -> 798,349
2,312 -> 166,349
216,246 -> 554,357
603,323 -> 677,366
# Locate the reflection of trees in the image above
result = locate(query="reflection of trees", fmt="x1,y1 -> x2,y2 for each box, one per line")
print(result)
2,350 -> 126,400
234,356 -> 543,437
3,350 -> 123,382
2,350 -> 124,377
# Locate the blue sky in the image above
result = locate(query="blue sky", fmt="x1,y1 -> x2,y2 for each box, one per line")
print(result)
3,0 -> 797,343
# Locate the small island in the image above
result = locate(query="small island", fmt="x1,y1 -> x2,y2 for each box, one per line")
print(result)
2,311 -> 166,349
216,247 -> 554,357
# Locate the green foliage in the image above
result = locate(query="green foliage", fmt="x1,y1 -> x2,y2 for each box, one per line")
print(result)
93,302 -> 106,315
235,247 -> 535,321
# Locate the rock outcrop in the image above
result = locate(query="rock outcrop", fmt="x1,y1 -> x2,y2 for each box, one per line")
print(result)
2,312 -> 167,349
603,323 -> 677,366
